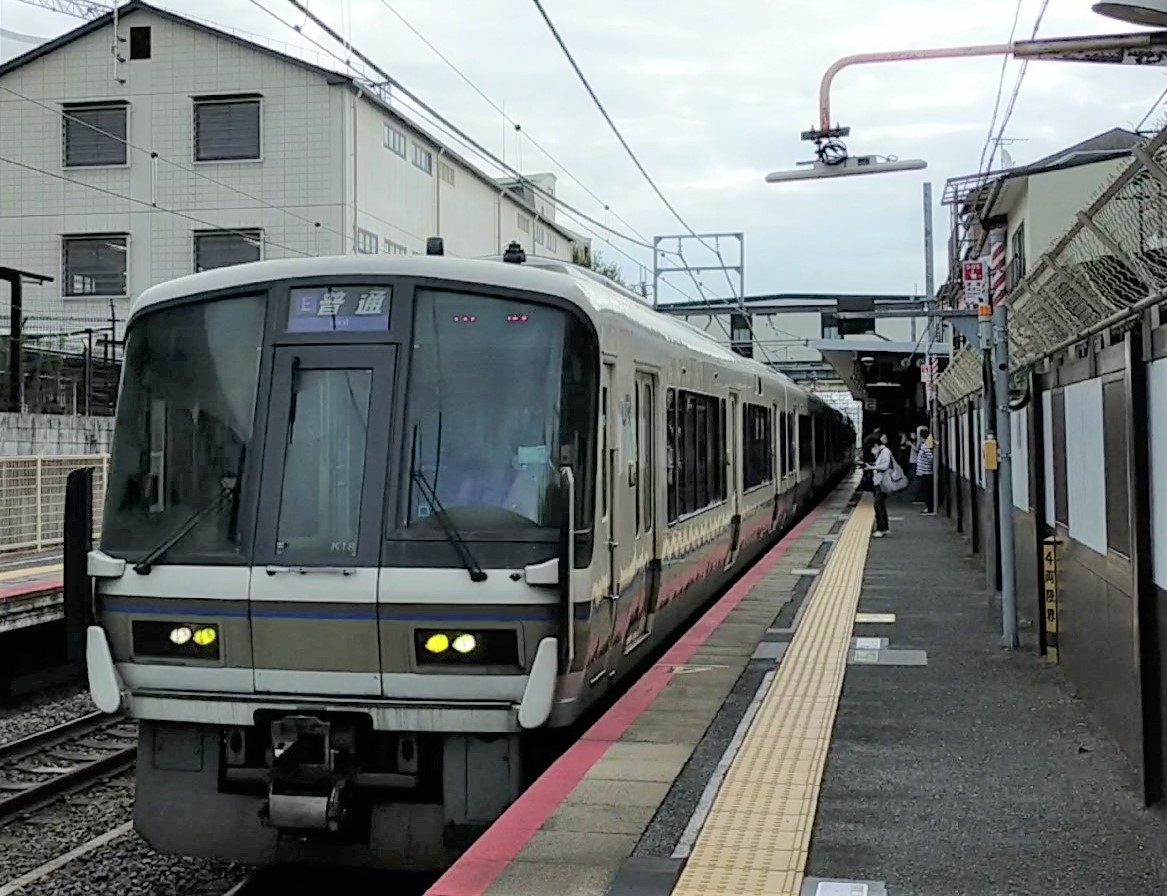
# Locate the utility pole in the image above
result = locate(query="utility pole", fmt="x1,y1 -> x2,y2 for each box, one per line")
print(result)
922,183 -> 939,515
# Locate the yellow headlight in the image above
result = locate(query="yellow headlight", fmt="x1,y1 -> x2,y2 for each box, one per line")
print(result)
451,633 -> 477,654
192,626 -> 217,647
169,625 -> 193,645
424,633 -> 450,654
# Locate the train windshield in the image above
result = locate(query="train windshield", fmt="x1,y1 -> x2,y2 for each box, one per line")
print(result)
403,289 -> 594,534
101,295 -> 265,562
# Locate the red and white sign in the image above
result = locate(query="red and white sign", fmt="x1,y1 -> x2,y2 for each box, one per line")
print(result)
962,259 -> 988,306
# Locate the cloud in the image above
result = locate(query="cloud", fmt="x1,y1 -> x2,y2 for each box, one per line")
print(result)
4,0 -> 1166,299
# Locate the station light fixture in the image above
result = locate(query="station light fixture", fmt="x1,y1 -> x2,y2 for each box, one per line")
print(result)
766,155 -> 927,183
1093,0 -> 1167,27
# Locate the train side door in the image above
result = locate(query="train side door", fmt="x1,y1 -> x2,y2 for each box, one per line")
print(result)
248,345 -> 396,696
624,370 -> 658,653
588,361 -> 619,685
724,391 -> 741,569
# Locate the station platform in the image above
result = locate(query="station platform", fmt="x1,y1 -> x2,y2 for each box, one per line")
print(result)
425,476 -> 1167,896
0,552 -> 63,633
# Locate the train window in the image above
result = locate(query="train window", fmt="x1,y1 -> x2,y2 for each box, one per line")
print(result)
742,403 -> 773,491
101,294 -> 266,563
402,289 -> 597,534
667,388 -> 725,522
666,389 -> 676,523
636,378 -> 654,533
601,385 -> 609,520
778,412 -> 788,475
786,413 -> 796,474
797,413 -> 811,468
275,368 -> 373,559
644,382 -> 654,530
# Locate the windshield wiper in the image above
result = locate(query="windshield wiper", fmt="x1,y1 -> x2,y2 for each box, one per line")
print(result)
409,423 -> 487,583
133,476 -> 238,575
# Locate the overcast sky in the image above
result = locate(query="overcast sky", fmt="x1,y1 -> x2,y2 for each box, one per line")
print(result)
4,0 -> 1167,305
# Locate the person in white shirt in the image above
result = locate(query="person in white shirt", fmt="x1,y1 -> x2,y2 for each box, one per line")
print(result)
865,440 -> 893,537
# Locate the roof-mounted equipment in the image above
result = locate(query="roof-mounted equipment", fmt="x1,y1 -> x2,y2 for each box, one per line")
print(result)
503,241 -> 526,264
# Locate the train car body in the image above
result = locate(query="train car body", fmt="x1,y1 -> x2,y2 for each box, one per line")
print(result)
80,251 -> 854,870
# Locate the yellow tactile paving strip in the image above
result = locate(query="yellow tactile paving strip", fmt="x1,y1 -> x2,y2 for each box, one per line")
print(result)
0,563 -> 61,584
672,496 -> 874,896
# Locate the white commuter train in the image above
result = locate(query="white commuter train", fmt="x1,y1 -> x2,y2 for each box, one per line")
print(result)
78,243 -> 855,870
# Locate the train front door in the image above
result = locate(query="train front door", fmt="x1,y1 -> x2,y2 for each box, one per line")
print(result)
248,345 -> 396,696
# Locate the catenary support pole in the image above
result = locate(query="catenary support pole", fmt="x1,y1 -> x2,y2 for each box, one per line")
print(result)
993,302 -> 1019,649
923,182 -> 939,513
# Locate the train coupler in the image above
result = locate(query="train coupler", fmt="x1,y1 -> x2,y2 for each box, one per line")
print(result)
259,714 -> 355,833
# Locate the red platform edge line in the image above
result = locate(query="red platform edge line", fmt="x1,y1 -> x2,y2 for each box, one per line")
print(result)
425,502 -> 829,896
0,578 -> 64,602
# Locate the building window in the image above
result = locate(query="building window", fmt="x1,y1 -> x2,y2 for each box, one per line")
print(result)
665,388 -> 726,523
129,26 -> 151,59
1008,223 -> 1027,290
194,96 -> 261,162
517,215 -> 530,233
384,239 -> 408,255
730,311 -> 752,359
384,124 -> 407,157
62,103 -> 128,167
194,229 -> 262,272
62,234 -> 128,297
548,233 -> 558,252
742,403 -> 773,490
412,143 -> 433,174
356,228 -> 379,254
535,224 -> 545,245
438,161 -> 455,185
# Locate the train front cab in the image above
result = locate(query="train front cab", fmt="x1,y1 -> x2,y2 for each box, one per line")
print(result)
78,270 -> 610,869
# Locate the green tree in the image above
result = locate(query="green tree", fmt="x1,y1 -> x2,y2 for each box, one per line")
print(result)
572,245 -> 626,287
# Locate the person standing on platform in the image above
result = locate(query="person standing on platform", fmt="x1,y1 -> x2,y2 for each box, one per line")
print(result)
866,439 -> 893,537
915,428 -> 935,516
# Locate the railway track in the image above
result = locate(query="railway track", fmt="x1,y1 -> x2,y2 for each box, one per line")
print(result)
0,711 -> 137,824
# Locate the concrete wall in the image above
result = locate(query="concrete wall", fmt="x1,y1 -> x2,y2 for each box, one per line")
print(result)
0,412 -> 113,456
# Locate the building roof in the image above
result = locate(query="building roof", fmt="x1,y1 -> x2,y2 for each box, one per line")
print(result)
0,1 -> 581,245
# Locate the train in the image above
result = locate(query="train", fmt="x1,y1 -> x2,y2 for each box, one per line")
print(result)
77,241 -> 855,870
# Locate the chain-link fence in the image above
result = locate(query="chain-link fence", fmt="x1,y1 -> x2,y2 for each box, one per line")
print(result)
938,123 -> 1167,403
0,454 -> 108,553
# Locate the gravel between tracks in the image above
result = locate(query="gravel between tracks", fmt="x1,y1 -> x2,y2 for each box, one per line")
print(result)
0,687 -> 96,746
1,831 -> 249,896
0,775 -> 136,884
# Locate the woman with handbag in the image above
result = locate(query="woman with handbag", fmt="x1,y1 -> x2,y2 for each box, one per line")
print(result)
866,440 -> 894,538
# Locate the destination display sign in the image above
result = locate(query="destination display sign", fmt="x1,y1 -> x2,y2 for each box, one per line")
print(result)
287,285 -> 391,333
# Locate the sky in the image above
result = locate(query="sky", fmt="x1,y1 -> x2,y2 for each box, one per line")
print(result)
3,0 -> 1167,306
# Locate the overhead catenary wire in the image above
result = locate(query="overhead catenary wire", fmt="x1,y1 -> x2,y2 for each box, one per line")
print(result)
373,0 -> 651,246
254,0 -> 709,305
0,154 -> 313,259
527,0 -> 775,363
976,0 -> 1026,175
981,0 -> 1050,175
0,83 -> 410,248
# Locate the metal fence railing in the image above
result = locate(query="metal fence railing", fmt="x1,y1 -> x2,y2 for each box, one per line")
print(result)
0,454 -> 109,553
937,121 -> 1167,404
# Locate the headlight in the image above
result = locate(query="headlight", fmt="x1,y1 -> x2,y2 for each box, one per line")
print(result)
414,629 -> 519,668
451,633 -> 477,654
133,621 -> 221,661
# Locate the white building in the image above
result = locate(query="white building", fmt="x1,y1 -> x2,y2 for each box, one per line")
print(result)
944,127 -> 1142,305
0,1 -> 583,344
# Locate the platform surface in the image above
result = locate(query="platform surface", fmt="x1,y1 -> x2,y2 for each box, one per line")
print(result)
427,477 -> 1167,896
425,478 -> 858,896
0,552 -> 64,632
